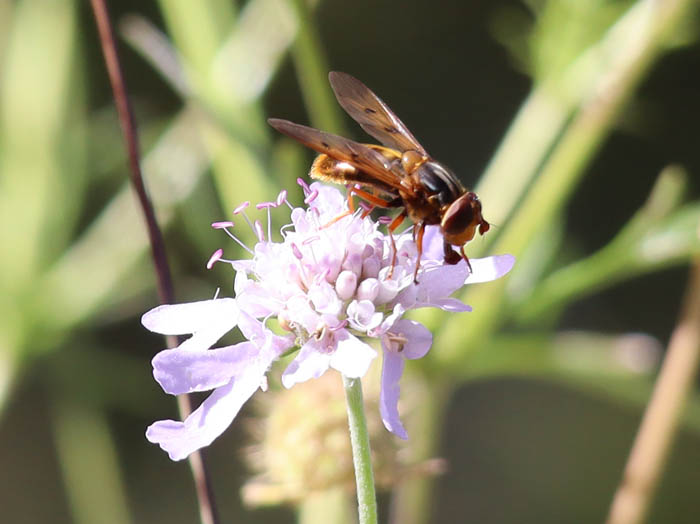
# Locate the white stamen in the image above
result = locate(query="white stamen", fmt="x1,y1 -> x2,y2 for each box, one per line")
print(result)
236,205 -> 256,234
279,222 -> 295,238
267,206 -> 272,242
254,220 -> 265,242
220,227 -> 254,254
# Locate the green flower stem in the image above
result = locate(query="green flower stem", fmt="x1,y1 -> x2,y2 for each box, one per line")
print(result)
342,375 -> 378,524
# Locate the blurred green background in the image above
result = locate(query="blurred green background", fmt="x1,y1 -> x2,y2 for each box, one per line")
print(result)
1,0 -> 699,523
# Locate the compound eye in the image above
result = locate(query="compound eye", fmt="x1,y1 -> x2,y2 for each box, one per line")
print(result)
441,195 -> 474,236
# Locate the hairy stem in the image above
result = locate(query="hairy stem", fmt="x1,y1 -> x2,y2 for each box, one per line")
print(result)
342,375 -> 378,524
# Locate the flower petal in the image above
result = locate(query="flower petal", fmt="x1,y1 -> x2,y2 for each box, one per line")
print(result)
425,297 -> 472,312
329,331 -> 377,378
307,182 -> 347,219
369,303 -> 406,338
390,319 -> 432,360
151,341 -> 259,394
419,225 -> 445,262
146,368 -> 264,461
142,298 -> 238,335
379,350 -> 407,439
308,280 -> 342,316
347,300 -> 383,332
234,274 -> 282,317
142,298 -> 240,353
237,311 -> 294,357
285,295 -> 322,333
416,263 -> 469,300
465,254 -> 515,284
281,339 -> 331,388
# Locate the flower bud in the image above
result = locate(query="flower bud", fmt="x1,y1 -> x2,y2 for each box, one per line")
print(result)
376,277 -> 400,304
356,278 -> 380,302
335,270 -> 358,301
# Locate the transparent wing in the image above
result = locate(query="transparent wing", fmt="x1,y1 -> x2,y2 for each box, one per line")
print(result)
329,71 -> 427,155
268,118 -> 412,194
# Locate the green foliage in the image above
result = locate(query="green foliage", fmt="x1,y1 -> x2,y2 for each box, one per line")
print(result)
497,0 -> 634,81
2,0 -> 700,523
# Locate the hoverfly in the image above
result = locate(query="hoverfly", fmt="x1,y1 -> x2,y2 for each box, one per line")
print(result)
268,71 -> 489,281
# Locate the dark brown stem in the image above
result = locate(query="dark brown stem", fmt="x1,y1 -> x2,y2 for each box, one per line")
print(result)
89,0 -> 172,306
89,2 -> 219,523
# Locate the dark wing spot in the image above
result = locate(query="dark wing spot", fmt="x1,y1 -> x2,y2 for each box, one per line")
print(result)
321,141 -> 330,148
351,152 -> 359,160
384,126 -> 398,134
364,107 -> 377,114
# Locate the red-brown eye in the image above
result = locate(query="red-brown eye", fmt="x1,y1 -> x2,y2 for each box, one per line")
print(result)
441,193 -> 474,236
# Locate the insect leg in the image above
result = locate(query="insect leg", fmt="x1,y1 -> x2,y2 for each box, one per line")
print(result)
321,209 -> 353,229
443,241 -> 462,265
459,245 -> 473,273
354,191 -> 401,219
348,186 -> 395,208
346,185 -> 356,213
322,185 -> 395,229
386,210 -> 408,279
349,186 -> 376,218
360,205 -> 375,218
320,185 -> 357,228
413,221 -> 426,283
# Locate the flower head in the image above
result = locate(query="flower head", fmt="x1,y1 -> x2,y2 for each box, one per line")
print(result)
242,371 -> 445,506
143,182 -> 514,460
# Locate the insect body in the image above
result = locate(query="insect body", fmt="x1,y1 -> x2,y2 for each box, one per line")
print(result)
268,71 -> 489,280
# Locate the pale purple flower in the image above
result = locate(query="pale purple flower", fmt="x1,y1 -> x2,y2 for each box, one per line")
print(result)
142,182 -> 514,460
142,300 -> 293,460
